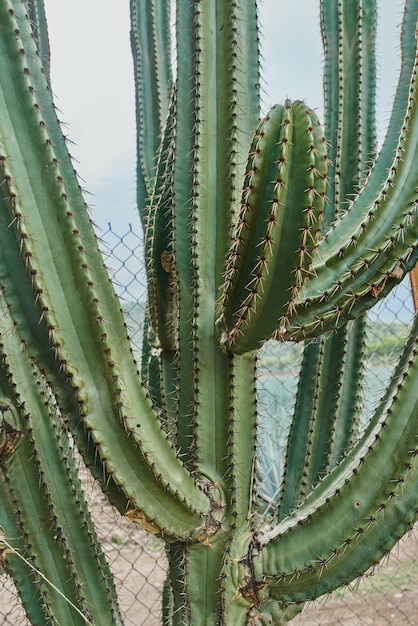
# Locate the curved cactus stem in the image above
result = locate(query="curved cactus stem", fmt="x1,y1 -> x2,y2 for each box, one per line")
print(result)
278,317 -> 365,520
0,403 -> 45,623
277,0 -> 375,521
0,307 -> 123,625
252,312 -> 418,604
276,338 -> 324,518
0,495 -> 50,625
284,0 -> 418,340
324,317 -> 366,465
303,320 -> 365,484
218,101 -> 327,354
0,0 -> 212,540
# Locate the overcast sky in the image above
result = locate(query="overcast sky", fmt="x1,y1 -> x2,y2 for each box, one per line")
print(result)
42,1 -> 401,230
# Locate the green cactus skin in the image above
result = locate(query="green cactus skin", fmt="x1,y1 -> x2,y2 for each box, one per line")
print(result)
276,0 -> 377,521
252,311 -> 418,604
0,0 -> 417,625
0,301 -> 123,624
218,101 -> 328,354
0,0 -> 211,541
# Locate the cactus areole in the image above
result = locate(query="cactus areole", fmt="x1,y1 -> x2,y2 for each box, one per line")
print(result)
0,0 -> 417,624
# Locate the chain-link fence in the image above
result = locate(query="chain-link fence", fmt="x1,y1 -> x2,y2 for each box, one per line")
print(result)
0,217 -> 417,625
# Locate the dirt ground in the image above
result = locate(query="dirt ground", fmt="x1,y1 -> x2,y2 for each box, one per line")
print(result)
1,479 -> 418,625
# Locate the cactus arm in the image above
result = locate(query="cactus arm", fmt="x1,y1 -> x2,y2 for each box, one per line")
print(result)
154,3 -> 262,620
285,0 -> 418,340
226,354 -> 258,527
306,319 -> 366,482
172,0 -> 233,470
325,317 -> 366,464
276,322 -> 364,519
0,0 -> 212,539
0,310 -> 123,624
169,0 -> 199,459
277,322 -> 365,519
251,312 -> 418,604
130,0 -> 172,223
0,492 -> 50,625
321,0 -> 377,220
218,101 -> 327,354
0,407 -> 47,624
219,353 -> 259,619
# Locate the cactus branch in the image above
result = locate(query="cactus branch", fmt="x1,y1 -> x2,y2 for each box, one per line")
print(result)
252,311 -> 418,603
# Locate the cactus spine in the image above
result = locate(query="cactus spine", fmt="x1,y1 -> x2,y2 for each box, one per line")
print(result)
0,0 -> 417,625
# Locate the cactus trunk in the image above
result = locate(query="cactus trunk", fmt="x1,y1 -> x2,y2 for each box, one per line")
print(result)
0,0 -> 417,624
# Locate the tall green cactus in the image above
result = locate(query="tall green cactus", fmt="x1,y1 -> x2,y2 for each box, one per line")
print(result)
0,0 -> 417,624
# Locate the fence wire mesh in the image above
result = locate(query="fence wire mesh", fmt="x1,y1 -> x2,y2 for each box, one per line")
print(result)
0,218 -> 417,625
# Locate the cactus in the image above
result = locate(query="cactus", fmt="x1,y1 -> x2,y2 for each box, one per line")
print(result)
0,0 -> 417,624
